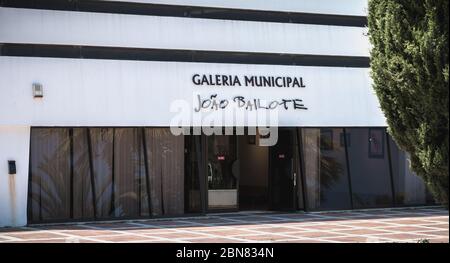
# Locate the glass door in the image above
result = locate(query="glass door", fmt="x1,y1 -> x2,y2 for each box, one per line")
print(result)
207,134 -> 239,210
268,128 -> 298,211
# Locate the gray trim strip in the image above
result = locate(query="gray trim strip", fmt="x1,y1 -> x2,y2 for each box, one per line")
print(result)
0,43 -> 370,68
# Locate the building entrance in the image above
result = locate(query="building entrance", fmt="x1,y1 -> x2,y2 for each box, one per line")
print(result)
206,128 -> 302,212
26,127 -> 426,224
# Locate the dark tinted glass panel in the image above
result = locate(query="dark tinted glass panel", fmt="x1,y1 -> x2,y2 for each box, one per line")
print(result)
346,128 -> 393,208
72,128 -> 94,219
28,128 -> 184,223
184,135 -> 203,213
29,128 -> 71,222
144,128 -> 184,216
301,128 -> 351,210
88,128 -> 114,218
113,128 -> 146,217
426,189 -> 437,204
269,128 -> 296,211
388,135 -> 428,205
294,129 -> 304,210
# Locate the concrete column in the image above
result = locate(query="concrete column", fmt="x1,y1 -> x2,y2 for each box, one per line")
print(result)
0,125 -> 30,227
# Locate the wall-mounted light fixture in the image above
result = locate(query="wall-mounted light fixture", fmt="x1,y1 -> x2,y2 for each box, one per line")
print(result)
32,83 -> 43,98
8,160 -> 16,175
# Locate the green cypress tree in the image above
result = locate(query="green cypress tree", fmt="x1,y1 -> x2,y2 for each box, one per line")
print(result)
368,0 -> 449,206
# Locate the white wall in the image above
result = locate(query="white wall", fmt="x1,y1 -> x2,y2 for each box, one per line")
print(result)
238,136 -> 268,188
0,126 -> 30,227
0,1 -> 376,226
0,7 -> 370,57
0,56 -> 386,127
104,0 -> 368,16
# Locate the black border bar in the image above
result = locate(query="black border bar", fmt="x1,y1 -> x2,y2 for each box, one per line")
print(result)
0,43 -> 370,68
0,0 -> 368,27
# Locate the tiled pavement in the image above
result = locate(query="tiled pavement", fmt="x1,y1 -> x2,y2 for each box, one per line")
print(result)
0,207 -> 448,243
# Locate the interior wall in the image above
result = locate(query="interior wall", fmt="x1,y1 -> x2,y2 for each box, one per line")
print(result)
238,135 -> 268,209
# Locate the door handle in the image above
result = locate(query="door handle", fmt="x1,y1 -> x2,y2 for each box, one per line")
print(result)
293,172 -> 297,186
290,158 -> 296,186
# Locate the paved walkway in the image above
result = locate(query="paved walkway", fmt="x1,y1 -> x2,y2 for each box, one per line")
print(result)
0,207 -> 448,243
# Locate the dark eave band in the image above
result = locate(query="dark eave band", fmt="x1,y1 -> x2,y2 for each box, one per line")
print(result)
0,43 -> 370,68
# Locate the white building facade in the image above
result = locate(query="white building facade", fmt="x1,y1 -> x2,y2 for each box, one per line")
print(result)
0,0 -> 432,227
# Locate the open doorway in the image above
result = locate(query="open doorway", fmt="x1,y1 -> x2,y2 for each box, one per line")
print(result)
238,128 -> 302,211
205,128 -> 302,212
